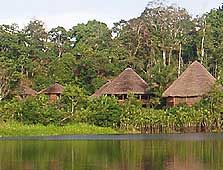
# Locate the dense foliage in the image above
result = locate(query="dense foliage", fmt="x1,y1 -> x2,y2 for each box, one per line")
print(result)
0,88 -> 223,133
1,1 -> 223,133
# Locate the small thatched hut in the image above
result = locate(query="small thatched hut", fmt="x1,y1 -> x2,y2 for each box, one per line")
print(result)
40,83 -> 64,102
92,68 -> 149,102
163,61 -> 216,106
19,86 -> 37,99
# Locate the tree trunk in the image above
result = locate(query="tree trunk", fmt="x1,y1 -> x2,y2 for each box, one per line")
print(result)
133,22 -> 143,57
21,65 -> 24,74
71,99 -> 74,114
151,46 -> 156,66
58,47 -> 63,58
178,43 -> 182,77
201,20 -> 206,64
0,88 -> 3,101
215,61 -> 218,78
168,47 -> 173,65
162,49 -> 166,66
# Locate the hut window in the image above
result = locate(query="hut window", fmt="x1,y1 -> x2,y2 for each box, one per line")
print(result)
167,97 -> 174,106
135,94 -> 148,100
118,94 -> 127,100
141,94 -> 148,100
116,94 -> 121,100
136,95 -> 141,99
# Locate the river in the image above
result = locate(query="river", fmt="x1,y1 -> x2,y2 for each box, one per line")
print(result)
0,133 -> 222,170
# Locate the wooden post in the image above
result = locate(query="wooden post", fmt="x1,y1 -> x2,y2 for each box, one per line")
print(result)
178,43 -> 182,77
122,94 -> 125,100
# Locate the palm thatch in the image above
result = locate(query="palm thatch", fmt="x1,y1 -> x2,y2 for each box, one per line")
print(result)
41,83 -> 64,94
92,68 -> 148,97
20,86 -> 37,96
91,81 -> 111,97
163,61 -> 216,97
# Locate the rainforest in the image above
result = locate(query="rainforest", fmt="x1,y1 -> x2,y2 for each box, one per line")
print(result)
1,1 -> 223,135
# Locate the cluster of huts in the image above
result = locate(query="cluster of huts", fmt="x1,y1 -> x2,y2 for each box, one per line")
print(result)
92,60 -> 216,106
20,61 -> 216,107
19,83 -> 64,102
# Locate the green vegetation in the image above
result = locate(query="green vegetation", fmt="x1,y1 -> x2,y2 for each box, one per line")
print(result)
2,1 -> 223,99
0,122 -> 117,136
1,1 -> 223,135
1,87 -> 223,135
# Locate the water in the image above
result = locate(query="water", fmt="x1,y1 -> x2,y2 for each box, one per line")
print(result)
0,133 -> 222,170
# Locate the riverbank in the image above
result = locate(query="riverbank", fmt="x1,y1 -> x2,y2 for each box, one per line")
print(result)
0,122 -> 118,137
0,122 -> 220,137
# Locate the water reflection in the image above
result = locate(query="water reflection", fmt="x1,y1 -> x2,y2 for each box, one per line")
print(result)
164,156 -> 206,170
0,134 -> 222,170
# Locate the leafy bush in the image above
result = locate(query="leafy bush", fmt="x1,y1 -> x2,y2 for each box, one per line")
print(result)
60,84 -> 88,113
3,96 -> 65,125
120,95 -> 143,131
84,96 -> 122,128
0,99 -> 21,121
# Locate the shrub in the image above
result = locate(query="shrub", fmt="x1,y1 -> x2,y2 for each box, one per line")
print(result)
11,96 -> 65,125
84,96 -> 122,128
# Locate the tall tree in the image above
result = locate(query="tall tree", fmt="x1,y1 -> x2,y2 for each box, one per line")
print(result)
141,2 -> 194,73
113,1 -> 195,76
0,58 -> 19,100
48,26 -> 70,58
200,7 -> 223,78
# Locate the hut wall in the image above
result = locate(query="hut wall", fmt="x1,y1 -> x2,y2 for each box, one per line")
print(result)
175,97 -> 187,105
49,94 -> 59,102
185,96 -> 202,106
111,93 -> 149,106
166,97 -> 175,106
166,96 -> 202,107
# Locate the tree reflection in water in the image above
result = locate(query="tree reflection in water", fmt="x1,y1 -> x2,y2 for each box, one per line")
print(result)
0,135 -> 221,170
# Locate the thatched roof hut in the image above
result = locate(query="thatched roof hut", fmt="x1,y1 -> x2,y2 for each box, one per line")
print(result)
91,81 -> 111,97
163,61 -> 216,106
40,83 -> 64,102
41,83 -> 64,95
92,68 -> 148,100
19,86 -> 37,98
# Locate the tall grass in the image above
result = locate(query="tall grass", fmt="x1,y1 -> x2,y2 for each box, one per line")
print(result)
0,122 -> 117,137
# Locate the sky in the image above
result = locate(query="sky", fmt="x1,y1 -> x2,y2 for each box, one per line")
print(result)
0,0 -> 222,30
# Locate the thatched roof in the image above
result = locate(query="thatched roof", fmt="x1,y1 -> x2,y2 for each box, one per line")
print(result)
20,86 -> 37,96
92,68 -> 148,97
41,83 -> 64,94
91,81 -> 111,97
163,61 -> 216,97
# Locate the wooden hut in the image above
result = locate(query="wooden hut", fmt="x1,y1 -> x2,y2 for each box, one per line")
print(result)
40,83 -> 64,102
92,68 -> 149,102
163,61 -> 216,106
19,86 -> 37,99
